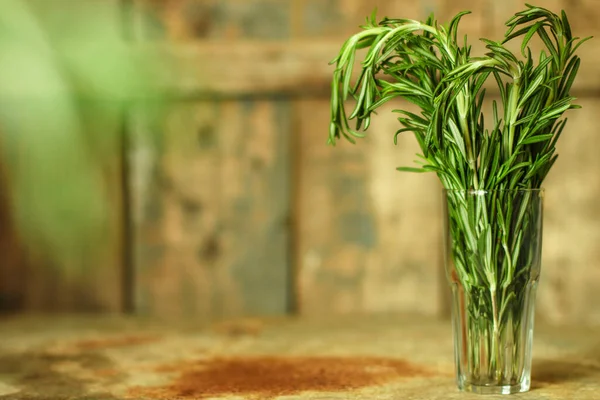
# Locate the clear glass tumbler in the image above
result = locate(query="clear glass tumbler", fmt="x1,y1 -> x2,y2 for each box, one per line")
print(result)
443,189 -> 544,394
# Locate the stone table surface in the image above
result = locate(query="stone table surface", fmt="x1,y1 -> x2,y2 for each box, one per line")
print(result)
0,313 -> 598,399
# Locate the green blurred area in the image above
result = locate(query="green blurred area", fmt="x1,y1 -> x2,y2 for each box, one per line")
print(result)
0,0 -> 161,274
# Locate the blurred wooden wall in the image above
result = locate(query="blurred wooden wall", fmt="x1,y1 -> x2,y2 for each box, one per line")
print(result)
2,0 -> 600,325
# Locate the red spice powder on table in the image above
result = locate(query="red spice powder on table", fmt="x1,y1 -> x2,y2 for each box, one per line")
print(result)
128,355 -> 436,399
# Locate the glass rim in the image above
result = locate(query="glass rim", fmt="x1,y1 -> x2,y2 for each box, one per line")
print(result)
443,188 -> 545,194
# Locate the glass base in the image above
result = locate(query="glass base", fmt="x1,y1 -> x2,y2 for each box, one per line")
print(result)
444,189 -> 542,395
459,378 -> 530,395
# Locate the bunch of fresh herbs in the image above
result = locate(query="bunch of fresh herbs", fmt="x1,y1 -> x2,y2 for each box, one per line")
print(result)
328,4 -> 589,386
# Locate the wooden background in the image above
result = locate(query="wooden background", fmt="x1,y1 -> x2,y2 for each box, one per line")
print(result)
1,0 -> 599,326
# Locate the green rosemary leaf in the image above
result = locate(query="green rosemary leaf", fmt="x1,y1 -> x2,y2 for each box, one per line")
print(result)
485,226 -> 493,273
519,133 -> 554,145
497,162 -> 531,183
558,56 -> 580,97
448,11 -> 471,42
514,112 -> 538,127
524,152 -> 553,180
348,73 -> 371,119
483,40 -> 520,65
448,118 -> 467,161
394,127 -> 416,145
538,154 -> 559,181
540,97 -> 575,120
342,51 -> 355,100
508,169 -> 525,190
531,53 -> 554,77
537,26 -> 560,63
473,73 -> 491,98
492,99 -> 500,127
499,292 -> 516,318
405,95 -> 433,111
561,10 -> 572,41
518,68 -> 546,108
496,198 -> 507,237
503,26 -> 531,43
521,21 -> 546,57
394,109 -> 430,126
513,190 -> 532,235
547,118 -> 567,150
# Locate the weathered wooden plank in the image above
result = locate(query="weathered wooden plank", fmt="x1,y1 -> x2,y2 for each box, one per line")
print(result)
137,39 -> 600,98
297,0 -> 423,39
218,100 -> 291,316
130,102 -> 221,318
297,0 -> 486,38
134,0 -> 596,42
538,98 -> 600,326
136,41 -> 335,98
24,1 -> 593,101
134,0 -> 292,40
296,99 -> 443,316
131,100 -> 290,319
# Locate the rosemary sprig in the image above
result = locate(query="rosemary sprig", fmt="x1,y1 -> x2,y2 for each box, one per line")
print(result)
330,5 -> 589,192
328,4 -> 589,386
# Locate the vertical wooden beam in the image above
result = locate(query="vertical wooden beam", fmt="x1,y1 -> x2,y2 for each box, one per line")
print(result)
131,102 -> 222,318
131,100 -> 291,319
296,99 -> 443,316
219,100 -> 292,316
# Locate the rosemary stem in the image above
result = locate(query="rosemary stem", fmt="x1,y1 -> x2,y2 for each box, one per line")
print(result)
490,286 -> 501,382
